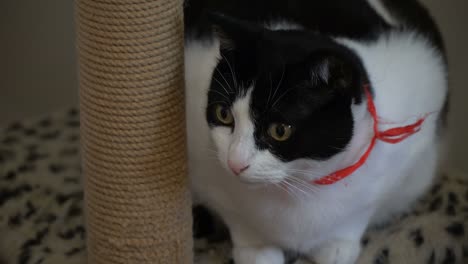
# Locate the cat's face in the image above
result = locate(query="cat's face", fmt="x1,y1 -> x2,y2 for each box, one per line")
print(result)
206,15 -> 366,184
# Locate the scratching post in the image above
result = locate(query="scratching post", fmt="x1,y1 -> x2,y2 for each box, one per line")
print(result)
76,0 -> 192,263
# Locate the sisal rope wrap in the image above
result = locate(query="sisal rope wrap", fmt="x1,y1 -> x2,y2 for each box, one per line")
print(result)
76,0 -> 192,263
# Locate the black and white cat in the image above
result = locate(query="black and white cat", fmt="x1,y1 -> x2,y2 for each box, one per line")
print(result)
184,0 -> 448,263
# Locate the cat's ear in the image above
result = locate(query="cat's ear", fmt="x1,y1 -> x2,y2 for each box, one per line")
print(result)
313,54 -> 357,93
207,12 -> 262,50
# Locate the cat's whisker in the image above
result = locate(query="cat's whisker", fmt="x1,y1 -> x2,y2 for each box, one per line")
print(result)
276,181 -> 301,201
284,180 -> 312,201
328,145 -> 346,151
215,67 -> 234,93
304,160 -> 324,169
282,179 -> 309,199
206,148 -> 218,153
204,148 -> 220,158
209,89 -> 231,101
285,181 -> 315,200
286,176 -> 322,192
213,76 -> 232,96
220,53 -> 238,91
284,168 -> 326,178
267,74 -> 273,106
270,66 -> 285,108
271,85 -> 297,109
284,169 -> 323,176
208,100 -> 230,107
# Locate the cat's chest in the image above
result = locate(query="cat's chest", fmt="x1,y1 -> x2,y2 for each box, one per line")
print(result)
194,172 -> 371,249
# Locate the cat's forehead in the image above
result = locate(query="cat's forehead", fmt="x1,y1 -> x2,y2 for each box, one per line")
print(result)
214,49 -> 327,94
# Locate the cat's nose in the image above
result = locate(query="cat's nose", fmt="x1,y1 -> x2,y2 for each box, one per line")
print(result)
228,160 -> 250,175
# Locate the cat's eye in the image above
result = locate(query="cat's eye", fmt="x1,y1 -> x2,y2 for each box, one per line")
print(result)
268,123 -> 293,142
215,105 -> 234,125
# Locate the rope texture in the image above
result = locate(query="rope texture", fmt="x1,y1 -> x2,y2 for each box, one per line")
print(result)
76,0 -> 192,263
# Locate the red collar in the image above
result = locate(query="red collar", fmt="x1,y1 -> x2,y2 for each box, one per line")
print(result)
313,85 -> 428,185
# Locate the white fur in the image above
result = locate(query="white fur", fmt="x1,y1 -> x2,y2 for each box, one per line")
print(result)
185,29 -> 447,264
224,90 -> 256,175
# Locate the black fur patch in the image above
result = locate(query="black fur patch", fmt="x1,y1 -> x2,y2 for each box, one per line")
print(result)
186,0 -> 391,41
204,16 -> 368,161
381,0 -> 445,53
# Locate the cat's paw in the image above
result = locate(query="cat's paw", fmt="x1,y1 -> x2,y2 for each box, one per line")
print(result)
310,239 -> 361,264
233,246 -> 284,264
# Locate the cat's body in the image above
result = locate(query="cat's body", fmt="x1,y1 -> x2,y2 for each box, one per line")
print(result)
184,1 -> 448,263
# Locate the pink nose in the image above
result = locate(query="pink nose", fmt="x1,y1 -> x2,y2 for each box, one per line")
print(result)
228,160 -> 250,175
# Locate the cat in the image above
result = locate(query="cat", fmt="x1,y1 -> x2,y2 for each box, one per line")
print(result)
184,0 -> 448,263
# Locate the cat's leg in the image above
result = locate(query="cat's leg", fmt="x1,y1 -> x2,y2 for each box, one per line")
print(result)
229,224 -> 285,264
308,209 -> 373,264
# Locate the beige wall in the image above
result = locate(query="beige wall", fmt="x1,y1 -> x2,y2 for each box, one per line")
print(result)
0,0 -> 466,170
